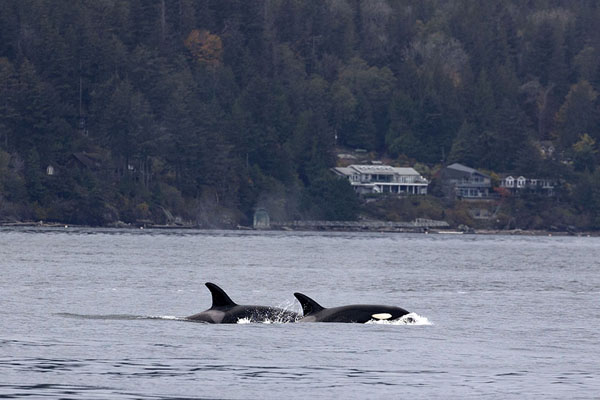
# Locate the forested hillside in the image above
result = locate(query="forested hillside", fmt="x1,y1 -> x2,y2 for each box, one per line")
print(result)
1,0 -> 600,228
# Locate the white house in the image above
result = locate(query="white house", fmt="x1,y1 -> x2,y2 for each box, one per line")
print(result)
503,175 -> 527,189
500,175 -> 555,196
332,164 -> 429,195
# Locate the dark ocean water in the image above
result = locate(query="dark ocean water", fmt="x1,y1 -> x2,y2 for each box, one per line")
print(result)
1,227 -> 598,399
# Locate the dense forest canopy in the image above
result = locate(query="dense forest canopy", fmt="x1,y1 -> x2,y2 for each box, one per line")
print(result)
1,0 -> 600,227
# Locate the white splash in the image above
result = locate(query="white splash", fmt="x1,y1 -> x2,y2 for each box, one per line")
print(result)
236,301 -> 302,324
236,315 -> 297,324
365,312 -> 433,325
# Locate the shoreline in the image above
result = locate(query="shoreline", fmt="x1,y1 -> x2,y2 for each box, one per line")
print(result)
0,220 -> 596,237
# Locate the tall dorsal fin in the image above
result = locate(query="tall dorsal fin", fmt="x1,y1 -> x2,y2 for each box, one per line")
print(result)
294,292 -> 325,316
205,282 -> 237,308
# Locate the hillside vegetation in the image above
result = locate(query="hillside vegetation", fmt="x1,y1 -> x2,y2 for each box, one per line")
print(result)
1,1 -> 600,228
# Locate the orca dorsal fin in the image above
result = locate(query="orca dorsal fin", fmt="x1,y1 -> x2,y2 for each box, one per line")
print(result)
294,292 -> 325,316
205,282 -> 237,308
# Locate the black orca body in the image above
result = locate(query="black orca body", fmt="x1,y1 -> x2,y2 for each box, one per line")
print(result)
187,282 -> 299,323
294,292 -> 410,323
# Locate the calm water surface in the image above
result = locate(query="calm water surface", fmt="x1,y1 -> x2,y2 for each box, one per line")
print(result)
0,228 -> 599,399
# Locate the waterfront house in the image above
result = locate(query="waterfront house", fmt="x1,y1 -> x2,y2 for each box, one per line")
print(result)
332,164 -> 428,195
500,175 -> 555,196
440,163 -> 492,199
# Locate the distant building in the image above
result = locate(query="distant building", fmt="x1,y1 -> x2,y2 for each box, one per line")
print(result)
500,175 -> 555,196
68,152 -> 103,170
332,164 -> 428,195
537,141 -> 555,159
440,163 -> 492,199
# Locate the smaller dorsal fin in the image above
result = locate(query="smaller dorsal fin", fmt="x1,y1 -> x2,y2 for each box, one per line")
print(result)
205,282 -> 237,308
294,292 -> 325,316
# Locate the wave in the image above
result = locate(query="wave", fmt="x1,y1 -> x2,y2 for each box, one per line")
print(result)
56,313 -> 187,321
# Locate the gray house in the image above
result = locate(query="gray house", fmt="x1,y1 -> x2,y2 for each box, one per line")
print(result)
440,163 -> 492,199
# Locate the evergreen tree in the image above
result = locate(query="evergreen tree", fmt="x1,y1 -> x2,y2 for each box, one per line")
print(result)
2,0 -> 600,227
25,148 -> 44,202
448,120 -> 478,165
555,80 -> 599,148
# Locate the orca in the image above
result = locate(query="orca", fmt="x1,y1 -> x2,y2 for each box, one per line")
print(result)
187,282 -> 299,323
294,292 -> 410,323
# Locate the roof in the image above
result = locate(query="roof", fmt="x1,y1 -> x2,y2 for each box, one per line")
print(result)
352,165 -> 397,174
498,174 -> 525,179
333,167 -> 354,176
445,163 -> 490,178
340,165 -> 421,176
71,152 -> 102,169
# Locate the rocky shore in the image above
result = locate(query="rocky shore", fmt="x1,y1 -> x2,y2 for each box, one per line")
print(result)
1,220 -> 596,237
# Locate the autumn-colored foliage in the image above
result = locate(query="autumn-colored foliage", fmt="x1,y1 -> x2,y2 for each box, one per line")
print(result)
184,29 -> 222,67
494,186 -> 511,198
3,1 -> 600,229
